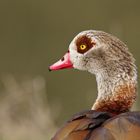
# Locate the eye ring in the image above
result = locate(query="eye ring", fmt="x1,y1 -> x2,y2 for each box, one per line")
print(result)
80,44 -> 87,50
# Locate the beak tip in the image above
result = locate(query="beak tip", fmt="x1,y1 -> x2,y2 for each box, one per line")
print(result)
49,52 -> 73,71
48,67 -> 52,72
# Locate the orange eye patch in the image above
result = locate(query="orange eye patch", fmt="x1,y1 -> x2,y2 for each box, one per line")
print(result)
76,35 -> 95,54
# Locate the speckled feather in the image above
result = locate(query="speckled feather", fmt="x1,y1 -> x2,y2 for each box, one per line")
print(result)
51,30 -> 140,140
69,30 -> 137,113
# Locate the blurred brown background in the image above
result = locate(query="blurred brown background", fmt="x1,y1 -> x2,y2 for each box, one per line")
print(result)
0,0 -> 140,139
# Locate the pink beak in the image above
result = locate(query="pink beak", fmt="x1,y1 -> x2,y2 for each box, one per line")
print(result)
49,51 -> 73,71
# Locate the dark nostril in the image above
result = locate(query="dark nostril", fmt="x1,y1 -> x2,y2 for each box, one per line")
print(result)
61,57 -> 64,61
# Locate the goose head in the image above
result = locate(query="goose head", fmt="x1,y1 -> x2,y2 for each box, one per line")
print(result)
49,30 -> 137,114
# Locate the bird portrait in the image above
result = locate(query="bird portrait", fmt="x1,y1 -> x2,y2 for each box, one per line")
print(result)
49,30 -> 140,140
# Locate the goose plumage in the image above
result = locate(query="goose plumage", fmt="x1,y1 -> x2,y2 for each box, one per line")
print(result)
49,30 -> 140,140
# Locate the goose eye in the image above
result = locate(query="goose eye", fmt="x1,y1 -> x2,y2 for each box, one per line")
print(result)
80,44 -> 87,50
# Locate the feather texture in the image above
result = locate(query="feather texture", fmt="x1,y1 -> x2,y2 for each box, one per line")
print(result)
52,110 -> 140,140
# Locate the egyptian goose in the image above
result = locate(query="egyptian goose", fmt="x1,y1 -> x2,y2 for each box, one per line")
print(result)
49,30 -> 140,140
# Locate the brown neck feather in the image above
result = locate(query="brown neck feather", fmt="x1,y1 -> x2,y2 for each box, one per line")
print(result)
92,83 -> 137,114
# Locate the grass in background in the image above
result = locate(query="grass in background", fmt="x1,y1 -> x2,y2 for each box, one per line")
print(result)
0,75 -> 57,140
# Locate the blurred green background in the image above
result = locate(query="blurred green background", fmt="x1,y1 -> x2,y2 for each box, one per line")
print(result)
0,0 -> 140,139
